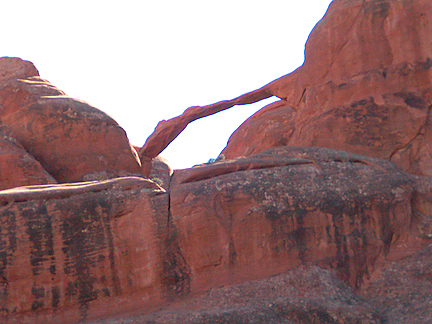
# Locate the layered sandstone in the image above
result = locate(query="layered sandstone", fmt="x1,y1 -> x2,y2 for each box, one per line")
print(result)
1,147 -> 431,324
0,177 -> 170,323
1,0 -> 432,323
221,0 -> 432,177
0,58 -> 142,185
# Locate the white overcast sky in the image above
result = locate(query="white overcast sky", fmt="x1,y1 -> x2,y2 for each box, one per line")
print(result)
2,0 -> 333,169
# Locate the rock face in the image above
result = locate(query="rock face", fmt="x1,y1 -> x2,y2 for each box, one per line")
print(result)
0,147 -> 431,324
0,130 -> 57,190
0,57 -> 142,185
140,0 -> 432,178
0,177 -> 171,323
170,146 -> 420,291
222,0 -> 432,177
2,0 -> 432,323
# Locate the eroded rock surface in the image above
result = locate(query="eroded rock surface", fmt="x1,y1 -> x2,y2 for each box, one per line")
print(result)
2,0 -> 432,323
137,0 -> 432,179
0,129 -> 57,190
222,0 -> 432,177
0,57 -> 142,184
0,147 -> 431,323
98,267 -> 385,324
169,147 -> 424,291
0,177 -> 172,323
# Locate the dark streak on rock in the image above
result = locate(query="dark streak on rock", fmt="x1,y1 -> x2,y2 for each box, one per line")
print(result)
21,202 -> 54,277
364,0 -> 390,18
154,194 -> 191,300
51,286 -> 60,309
59,195 -> 109,319
395,92 -> 428,109
242,148 -> 415,287
0,209 -> 16,309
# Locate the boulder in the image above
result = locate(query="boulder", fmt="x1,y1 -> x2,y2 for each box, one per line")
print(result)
0,57 -> 142,183
219,100 -> 296,158
0,129 -> 56,190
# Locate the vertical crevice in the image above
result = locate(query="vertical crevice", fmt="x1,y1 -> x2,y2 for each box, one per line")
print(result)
154,175 -> 191,300
297,88 -> 307,107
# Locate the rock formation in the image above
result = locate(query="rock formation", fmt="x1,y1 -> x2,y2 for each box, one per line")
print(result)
140,0 -> 432,178
1,0 -> 432,323
221,0 -> 432,178
0,131 -> 57,190
0,58 -> 142,185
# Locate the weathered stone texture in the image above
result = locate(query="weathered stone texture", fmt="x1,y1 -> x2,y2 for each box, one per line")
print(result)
170,147 -> 421,291
0,177 -> 169,323
0,58 -> 142,184
2,0 -> 432,323
222,0 -> 432,177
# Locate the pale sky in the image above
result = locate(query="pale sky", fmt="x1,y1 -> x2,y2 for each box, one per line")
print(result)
2,0 -> 333,169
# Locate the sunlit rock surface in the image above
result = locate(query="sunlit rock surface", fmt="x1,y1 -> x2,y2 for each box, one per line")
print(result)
1,0 -> 432,323
0,57 -> 142,184
223,0 -> 432,178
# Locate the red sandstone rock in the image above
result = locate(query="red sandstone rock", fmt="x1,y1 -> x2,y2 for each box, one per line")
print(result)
139,0 -> 432,177
148,155 -> 172,190
222,0 -> 432,177
363,244 -> 432,323
0,57 -> 39,84
0,129 -> 57,190
3,0 -> 432,323
170,146 -> 425,291
0,147 -> 430,323
0,57 -> 142,183
110,266 -> 385,323
0,177 -> 170,323
219,100 -> 297,158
